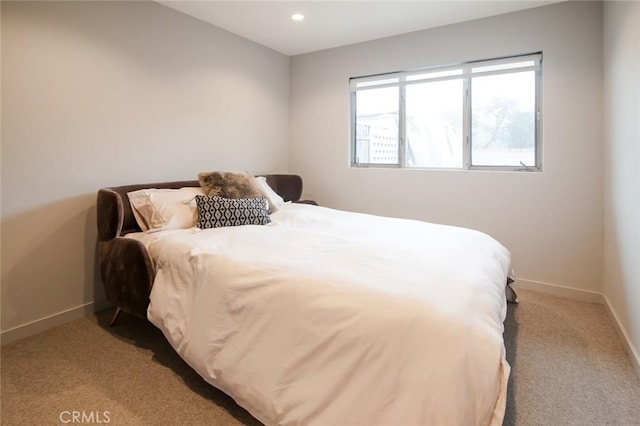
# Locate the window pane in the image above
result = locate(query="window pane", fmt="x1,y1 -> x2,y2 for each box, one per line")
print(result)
356,77 -> 399,88
471,71 -> 536,167
355,87 -> 399,165
405,80 -> 463,168
471,60 -> 536,74
406,68 -> 462,82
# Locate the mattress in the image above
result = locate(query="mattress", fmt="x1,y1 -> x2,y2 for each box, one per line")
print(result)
128,203 -> 512,425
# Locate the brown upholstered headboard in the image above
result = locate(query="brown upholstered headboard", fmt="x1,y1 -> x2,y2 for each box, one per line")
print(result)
97,174 -> 303,242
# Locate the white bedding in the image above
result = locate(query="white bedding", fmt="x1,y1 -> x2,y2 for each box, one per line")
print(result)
129,203 -> 512,426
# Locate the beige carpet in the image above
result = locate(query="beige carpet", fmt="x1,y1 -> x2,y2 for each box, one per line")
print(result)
2,289 -> 639,425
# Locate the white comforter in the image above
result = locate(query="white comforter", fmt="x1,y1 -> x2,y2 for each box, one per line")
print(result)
129,203 -> 512,426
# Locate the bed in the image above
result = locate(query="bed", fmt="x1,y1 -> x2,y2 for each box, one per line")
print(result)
97,173 -> 515,426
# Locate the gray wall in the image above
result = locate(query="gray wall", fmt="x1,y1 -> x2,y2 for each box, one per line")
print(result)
290,1 -> 604,297
603,0 -> 640,371
1,1 -> 290,340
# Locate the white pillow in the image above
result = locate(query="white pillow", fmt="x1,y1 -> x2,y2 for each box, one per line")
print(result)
128,187 -> 205,232
255,176 -> 285,213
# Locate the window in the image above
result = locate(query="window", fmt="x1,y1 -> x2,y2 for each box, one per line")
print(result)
350,53 -> 542,171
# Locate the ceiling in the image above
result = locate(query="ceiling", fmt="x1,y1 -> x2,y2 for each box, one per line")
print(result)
158,1 -> 562,56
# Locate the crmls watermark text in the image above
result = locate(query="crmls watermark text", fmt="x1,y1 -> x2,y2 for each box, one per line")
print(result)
59,411 -> 110,424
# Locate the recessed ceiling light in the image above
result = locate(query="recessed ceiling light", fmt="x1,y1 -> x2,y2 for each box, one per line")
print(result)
291,13 -> 305,22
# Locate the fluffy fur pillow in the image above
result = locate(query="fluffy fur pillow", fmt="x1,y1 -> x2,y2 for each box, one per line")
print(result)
198,171 -> 265,199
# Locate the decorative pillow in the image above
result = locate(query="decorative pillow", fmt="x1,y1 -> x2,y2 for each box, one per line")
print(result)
198,171 -> 265,199
128,187 -> 204,232
195,196 -> 271,229
255,176 -> 285,213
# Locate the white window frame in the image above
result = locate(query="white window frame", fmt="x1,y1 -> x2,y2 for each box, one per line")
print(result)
350,52 -> 543,172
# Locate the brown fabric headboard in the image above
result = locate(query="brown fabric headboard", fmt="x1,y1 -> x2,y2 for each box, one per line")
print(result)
97,174 -> 303,242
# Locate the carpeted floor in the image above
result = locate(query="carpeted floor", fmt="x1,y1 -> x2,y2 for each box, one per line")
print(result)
1,289 -> 639,425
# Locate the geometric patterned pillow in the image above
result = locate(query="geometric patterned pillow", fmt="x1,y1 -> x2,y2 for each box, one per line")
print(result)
195,195 -> 271,229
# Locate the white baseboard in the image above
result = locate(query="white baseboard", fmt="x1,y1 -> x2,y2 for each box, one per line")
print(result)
1,302 -> 96,346
514,278 -> 604,303
602,295 -> 640,378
